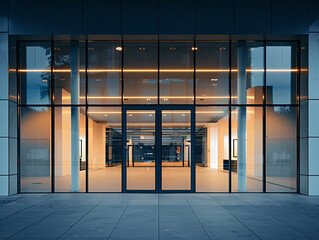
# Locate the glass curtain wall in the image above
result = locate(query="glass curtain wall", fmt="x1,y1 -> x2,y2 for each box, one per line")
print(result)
18,40 -> 299,193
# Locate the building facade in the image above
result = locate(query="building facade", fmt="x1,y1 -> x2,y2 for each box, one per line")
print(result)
0,0 -> 318,195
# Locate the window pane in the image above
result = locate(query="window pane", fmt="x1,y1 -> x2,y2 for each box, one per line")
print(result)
160,42 -> 194,104
266,106 -> 297,192
232,41 -> 264,104
88,42 -> 122,104
162,110 -> 191,190
88,107 -> 122,192
231,107 -> 263,192
196,107 -> 229,192
123,42 -> 158,104
55,107 -> 86,192
266,42 -> 298,104
20,107 -> 51,192
54,42 -> 85,105
127,110 -> 155,190
196,42 -> 229,104
19,42 -> 51,105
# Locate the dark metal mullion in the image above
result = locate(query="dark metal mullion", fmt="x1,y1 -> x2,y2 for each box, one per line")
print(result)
263,39 -> 267,193
296,40 -> 301,193
228,38 -> 232,193
50,39 -> 55,193
122,106 -> 127,192
85,38 -> 89,193
121,39 -> 125,192
191,107 -> 196,192
192,39 -> 196,192
158,107 -> 162,192
158,40 -> 160,105
17,41 -> 21,193
121,39 -> 124,105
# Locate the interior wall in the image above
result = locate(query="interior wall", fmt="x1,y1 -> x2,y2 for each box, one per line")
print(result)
89,118 -> 106,171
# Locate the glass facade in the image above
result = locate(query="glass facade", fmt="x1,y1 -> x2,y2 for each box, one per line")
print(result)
18,40 -> 299,193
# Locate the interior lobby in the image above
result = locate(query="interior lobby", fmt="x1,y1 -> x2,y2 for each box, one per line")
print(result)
18,40 -> 298,193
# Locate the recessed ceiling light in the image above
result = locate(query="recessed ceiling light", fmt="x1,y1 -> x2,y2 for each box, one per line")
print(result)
191,47 -> 198,51
116,47 -> 122,51
139,47 -> 145,51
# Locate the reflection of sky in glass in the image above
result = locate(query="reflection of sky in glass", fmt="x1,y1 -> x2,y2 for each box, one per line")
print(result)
25,46 -> 50,104
266,46 -> 292,104
250,47 -> 264,87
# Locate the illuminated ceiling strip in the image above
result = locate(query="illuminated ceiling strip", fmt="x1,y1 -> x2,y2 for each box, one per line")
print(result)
88,111 -> 225,114
62,96 -> 255,99
17,69 -> 301,73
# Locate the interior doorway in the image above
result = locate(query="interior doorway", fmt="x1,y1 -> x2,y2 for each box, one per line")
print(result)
123,106 -> 195,192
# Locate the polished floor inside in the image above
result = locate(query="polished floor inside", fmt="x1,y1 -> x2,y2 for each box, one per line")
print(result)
21,166 -> 294,193
0,193 -> 318,239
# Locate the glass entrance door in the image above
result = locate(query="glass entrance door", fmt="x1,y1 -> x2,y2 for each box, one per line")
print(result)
123,107 -> 194,192
161,110 -> 192,190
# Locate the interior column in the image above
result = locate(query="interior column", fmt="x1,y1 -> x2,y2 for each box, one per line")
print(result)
237,42 -> 247,192
71,42 -> 80,192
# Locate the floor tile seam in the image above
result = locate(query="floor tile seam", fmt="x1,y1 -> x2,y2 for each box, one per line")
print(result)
184,195 -> 212,240
251,206 -> 314,239
207,195 -> 263,240
5,194 -> 88,240
234,195 -> 313,240
252,200 -> 319,225
0,195 -> 57,221
106,200 -> 130,240
57,195 -> 109,239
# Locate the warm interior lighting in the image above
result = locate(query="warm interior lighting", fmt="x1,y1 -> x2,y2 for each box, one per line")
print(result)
88,111 -> 225,114
17,68 -> 301,73
115,47 -> 122,51
62,96 -> 255,100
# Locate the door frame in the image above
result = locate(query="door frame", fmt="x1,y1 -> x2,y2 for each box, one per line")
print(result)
122,105 -> 195,193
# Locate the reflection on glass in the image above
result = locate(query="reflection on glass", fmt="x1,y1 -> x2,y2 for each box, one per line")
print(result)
20,107 -> 51,192
266,42 -> 298,104
162,110 -> 191,190
124,42 -> 158,104
54,42 -> 85,105
88,42 -> 122,104
232,41 -> 264,104
160,42 -> 194,104
196,42 -> 229,104
196,107 -> 229,192
55,107 -> 86,192
126,110 -> 155,190
88,107 -> 122,192
266,106 -> 297,192
19,42 -> 51,105
231,107 -> 263,192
